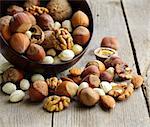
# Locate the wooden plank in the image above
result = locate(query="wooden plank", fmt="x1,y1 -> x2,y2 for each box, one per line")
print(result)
53,0 -> 150,127
122,0 -> 150,113
0,54 -> 53,127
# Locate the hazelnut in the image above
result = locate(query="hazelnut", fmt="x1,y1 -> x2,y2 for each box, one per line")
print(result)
78,87 -> 99,107
71,10 -> 89,28
62,20 -> 72,32
20,79 -> 30,91
9,33 -> 30,54
46,48 -> 56,57
77,82 -> 89,95
55,81 -> 78,97
37,14 -> 54,30
29,80 -> 48,102
47,0 -> 72,21
93,88 -> 105,96
0,15 -> 12,40
53,21 -> 61,30
29,25 -> 45,44
10,12 -> 32,33
26,43 -> 46,61
72,44 -> 83,55
0,62 -> 14,74
58,49 -> 75,61
131,75 -> 144,89
100,81 -> 112,93
73,26 -> 90,46
81,65 -> 100,78
104,55 -> 124,68
7,5 -> 24,15
24,11 -> 36,25
31,74 -> 45,82
3,67 -> 24,83
2,82 -> 17,95
99,95 -> 116,109
81,74 -> 100,88
42,56 -> 54,64
9,90 -> 25,103
101,37 -> 119,50
86,60 -> 106,73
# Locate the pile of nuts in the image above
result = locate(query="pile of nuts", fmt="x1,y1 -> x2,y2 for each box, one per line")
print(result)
0,0 -> 91,64
0,36 -> 144,112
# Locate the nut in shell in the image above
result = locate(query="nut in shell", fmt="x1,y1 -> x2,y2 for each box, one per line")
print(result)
0,62 -> 14,74
58,50 -> 75,61
43,95 -> 71,112
2,82 -> 16,95
69,67 -> 84,76
9,90 -> 25,103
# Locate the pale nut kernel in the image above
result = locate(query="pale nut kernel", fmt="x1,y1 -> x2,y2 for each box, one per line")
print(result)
93,88 -> 105,96
62,20 -> 72,32
77,82 -> 89,95
25,30 -> 32,39
2,82 -> 16,94
72,44 -> 83,55
54,21 -> 61,30
0,62 -> 14,74
42,56 -> 54,64
20,79 -> 30,91
58,49 -> 75,61
31,74 -> 45,82
110,82 -> 118,87
46,48 -> 56,57
53,56 -> 61,64
9,90 -> 25,103
100,81 -> 112,93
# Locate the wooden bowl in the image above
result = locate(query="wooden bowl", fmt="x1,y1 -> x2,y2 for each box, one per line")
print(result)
0,0 -> 93,74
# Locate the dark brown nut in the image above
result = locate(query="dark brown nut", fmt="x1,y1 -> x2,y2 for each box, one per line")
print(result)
24,0 -> 40,8
10,12 -> 32,33
73,26 -> 90,46
46,77 -> 59,90
81,65 -> 100,78
81,74 -> 100,88
7,5 -> 24,15
115,63 -> 132,80
131,75 -> 144,89
47,0 -> 72,21
101,37 -> 119,50
99,95 -> 116,109
78,87 -> 99,107
68,75 -> 82,85
37,14 -> 54,30
108,85 -> 125,98
43,95 -> 70,112
104,55 -> 124,68
71,10 -> 89,28
0,16 -> 12,41
3,67 -> 24,83
26,43 -> 46,61
26,5 -> 49,16
29,80 -> 48,102
55,81 -> 78,97
86,60 -> 106,73
117,83 -> 134,101
69,67 -> 84,76
24,11 -> 36,25
29,25 -> 45,44
9,33 -> 30,54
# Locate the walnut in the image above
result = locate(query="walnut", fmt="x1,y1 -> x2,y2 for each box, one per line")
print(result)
51,28 -> 74,51
46,77 -> 62,90
43,95 -> 70,112
115,63 -> 132,80
26,5 -> 49,16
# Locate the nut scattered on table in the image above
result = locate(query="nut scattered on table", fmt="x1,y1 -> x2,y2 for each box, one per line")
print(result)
2,82 -> 17,95
43,95 -> 70,112
131,74 -> 144,89
31,74 -> 45,82
20,79 -> 30,91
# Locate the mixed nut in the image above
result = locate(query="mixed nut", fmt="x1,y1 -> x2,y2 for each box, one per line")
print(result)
0,0 -> 91,64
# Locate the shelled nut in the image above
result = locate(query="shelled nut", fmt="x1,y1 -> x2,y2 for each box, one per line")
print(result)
2,82 -> 16,95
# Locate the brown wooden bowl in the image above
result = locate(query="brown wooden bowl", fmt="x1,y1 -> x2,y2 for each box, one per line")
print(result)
0,0 -> 93,74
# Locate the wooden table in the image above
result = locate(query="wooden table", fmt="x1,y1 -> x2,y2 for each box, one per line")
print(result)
0,0 -> 150,126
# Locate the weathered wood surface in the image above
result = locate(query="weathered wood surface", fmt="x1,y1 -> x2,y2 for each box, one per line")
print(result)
0,0 -> 150,127
122,0 -> 150,114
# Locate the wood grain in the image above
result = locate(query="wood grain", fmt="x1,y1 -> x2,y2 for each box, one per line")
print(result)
54,0 -> 150,127
122,0 -> 150,113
